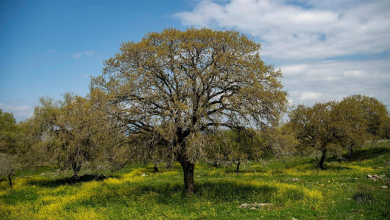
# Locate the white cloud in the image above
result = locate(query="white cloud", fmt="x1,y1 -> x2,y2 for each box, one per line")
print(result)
175,0 -> 390,61
300,92 -> 323,100
344,70 -> 366,77
280,64 -> 309,75
72,51 -> 95,58
0,103 -> 34,121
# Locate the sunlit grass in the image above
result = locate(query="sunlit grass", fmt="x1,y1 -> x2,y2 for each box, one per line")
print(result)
1,142 -> 390,219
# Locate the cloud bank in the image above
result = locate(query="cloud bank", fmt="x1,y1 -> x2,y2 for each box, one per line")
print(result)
174,0 -> 390,108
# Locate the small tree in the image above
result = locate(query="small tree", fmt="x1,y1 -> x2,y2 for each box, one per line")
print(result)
333,95 -> 369,157
0,109 -> 19,188
0,153 -> 17,188
289,102 -> 338,170
0,109 -> 19,154
262,125 -> 298,159
201,129 -> 255,171
355,95 -> 390,140
91,28 -> 287,193
22,94 -> 127,179
332,95 -> 390,157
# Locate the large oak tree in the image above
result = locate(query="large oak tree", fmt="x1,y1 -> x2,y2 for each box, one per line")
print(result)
91,28 -> 287,193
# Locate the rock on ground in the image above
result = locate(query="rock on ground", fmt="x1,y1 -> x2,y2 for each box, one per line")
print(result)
238,203 -> 274,209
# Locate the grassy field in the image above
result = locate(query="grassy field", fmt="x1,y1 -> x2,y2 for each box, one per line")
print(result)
1,142 -> 390,220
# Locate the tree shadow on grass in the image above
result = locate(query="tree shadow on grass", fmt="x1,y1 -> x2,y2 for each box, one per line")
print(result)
326,165 -> 353,171
67,181 -> 278,209
328,146 -> 390,162
195,181 -> 276,203
27,174 -> 111,188
347,146 -> 390,161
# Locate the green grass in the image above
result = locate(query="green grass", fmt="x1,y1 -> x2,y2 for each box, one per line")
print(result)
1,142 -> 390,219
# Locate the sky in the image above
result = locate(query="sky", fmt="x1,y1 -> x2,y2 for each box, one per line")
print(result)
1,0 -> 389,121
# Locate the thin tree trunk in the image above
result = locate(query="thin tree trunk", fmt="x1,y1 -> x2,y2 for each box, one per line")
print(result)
180,160 -> 196,194
236,161 -> 240,173
72,161 -> 81,179
154,162 -> 158,173
348,146 -> 353,158
8,174 -> 12,188
318,149 -> 327,170
166,161 -> 173,169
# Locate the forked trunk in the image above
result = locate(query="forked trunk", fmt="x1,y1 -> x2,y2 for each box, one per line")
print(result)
180,160 -> 196,194
318,149 -> 327,170
236,161 -> 241,173
72,161 -> 81,179
8,174 -> 12,188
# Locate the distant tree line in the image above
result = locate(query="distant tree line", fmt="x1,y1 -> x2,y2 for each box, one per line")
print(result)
1,28 -> 389,192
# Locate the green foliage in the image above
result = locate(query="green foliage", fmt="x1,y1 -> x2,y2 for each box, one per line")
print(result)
0,153 -> 17,188
200,130 -> 257,167
337,95 -> 390,141
333,95 -> 370,157
0,109 -> 19,154
18,94 -> 129,177
260,125 -> 298,159
0,110 -> 20,188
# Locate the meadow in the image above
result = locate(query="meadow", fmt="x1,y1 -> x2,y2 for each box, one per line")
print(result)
1,141 -> 390,220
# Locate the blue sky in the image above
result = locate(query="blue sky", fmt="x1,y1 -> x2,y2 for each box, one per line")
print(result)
1,0 -> 389,121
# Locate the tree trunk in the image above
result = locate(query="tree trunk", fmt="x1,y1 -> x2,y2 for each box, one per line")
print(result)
212,161 -> 218,168
154,162 -> 158,173
8,174 -> 12,188
176,131 -> 195,194
348,146 -> 353,158
236,161 -> 241,173
318,149 -> 327,170
180,160 -> 196,194
72,161 -> 81,179
166,161 -> 173,169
